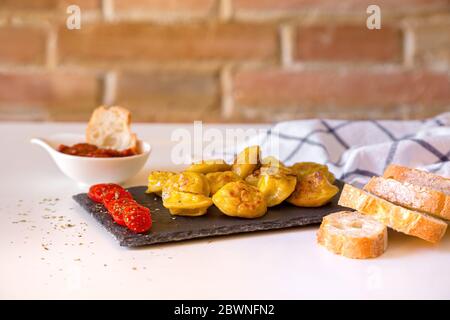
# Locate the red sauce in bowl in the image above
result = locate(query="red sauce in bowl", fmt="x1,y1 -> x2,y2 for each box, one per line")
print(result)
58,143 -> 137,158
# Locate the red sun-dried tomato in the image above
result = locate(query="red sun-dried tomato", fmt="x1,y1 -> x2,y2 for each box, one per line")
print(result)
88,183 -> 152,233
88,183 -> 124,203
102,187 -> 133,205
105,198 -> 139,226
123,205 -> 152,233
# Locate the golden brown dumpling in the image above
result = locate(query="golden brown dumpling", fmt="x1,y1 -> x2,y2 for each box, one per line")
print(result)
290,162 -> 335,183
163,171 -> 210,196
162,191 -> 213,216
185,159 -> 231,174
257,173 -> 297,207
167,207 -> 209,216
261,156 -> 295,176
161,172 -> 212,216
231,146 -> 261,179
244,168 -> 261,187
146,171 -> 176,195
261,156 -> 284,168
205,171 -> 241,195
212,181 -> 267,218
287,171 -> 339,207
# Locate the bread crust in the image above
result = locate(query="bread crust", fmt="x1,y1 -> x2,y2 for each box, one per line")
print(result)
384,164 -> 450,195
317,211 -> 387,259
338,184 -> 447,244
364,177 -> 450,220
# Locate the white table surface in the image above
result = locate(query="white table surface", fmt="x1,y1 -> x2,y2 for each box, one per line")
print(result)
1,122 -> 449,300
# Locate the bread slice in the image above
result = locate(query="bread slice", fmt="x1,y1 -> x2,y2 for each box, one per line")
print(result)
86,106 -> 137,152
338,184 -> 447,244
317,211 -> 387,259
384,164 -> 450,195
364,177 -> 450,220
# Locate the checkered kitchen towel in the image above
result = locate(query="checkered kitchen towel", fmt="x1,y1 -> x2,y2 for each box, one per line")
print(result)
227,112 -> 450,187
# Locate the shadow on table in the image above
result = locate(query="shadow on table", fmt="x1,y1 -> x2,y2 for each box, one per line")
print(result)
381,227 -> 450,259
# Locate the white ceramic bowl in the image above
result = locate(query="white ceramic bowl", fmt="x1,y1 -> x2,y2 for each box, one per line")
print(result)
31,133 -> 151,187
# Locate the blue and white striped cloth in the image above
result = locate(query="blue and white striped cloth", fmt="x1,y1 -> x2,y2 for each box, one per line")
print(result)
228,112 -> 450,187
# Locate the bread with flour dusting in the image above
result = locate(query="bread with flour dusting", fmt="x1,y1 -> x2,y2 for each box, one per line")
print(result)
339,184 -> 447,244
384,164 -> 450,195
364,176 -> 450,220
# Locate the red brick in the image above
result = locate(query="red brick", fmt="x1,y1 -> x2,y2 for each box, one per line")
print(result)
413,23 -> 450,66
232,69 -> 450,119
114,0 -> 216,16
234,0 -> 450,14
0,72 -> 101,121
59,0 -> 101,11
295,25 -> 402,62
58,22 -> 278,64
115,71 -> 220,122
0,0 -> 57,11
0,0 -> 100,12
0,27 -> 47,65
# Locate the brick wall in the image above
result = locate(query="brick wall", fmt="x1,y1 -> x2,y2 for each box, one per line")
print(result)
0,0 -> 449,122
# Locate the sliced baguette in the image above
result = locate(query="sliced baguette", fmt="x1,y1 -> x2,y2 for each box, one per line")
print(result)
364,177 -> 450,220
317,211 -> 387,259
384,164 -> 450,195
338,184 -> 447,244
86,106 -> 137,152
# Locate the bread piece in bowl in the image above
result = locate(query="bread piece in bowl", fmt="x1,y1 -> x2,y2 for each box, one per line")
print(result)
86,106 -> 137,152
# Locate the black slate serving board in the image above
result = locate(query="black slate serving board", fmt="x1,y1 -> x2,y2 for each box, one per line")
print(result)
73,181 -> 345,247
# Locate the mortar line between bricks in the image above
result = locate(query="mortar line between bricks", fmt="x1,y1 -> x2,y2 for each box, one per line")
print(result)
0,63 -> 446,75
220,65 -> 234,119
0,65 -> 107,74
218,0 -> 233,21
280,23 -> 295,68
46,26 -> 58,69
102,0 -> 114,22
402,24 -> 416,68
102,71 -> 118,106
